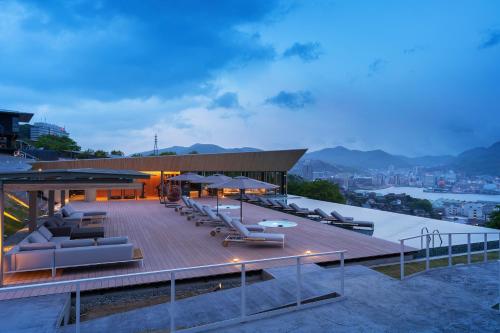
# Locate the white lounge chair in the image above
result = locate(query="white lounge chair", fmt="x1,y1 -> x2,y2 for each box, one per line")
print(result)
222,219 -> 285,248
210,212 -> 266,236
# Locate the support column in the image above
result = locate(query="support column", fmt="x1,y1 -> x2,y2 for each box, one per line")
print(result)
160,171 -> 164,203
85,189 -> 96,202
28,191 -> 37,232
0,181 -> 4,287
48,190 -> 55,216
60,190 -> 66,207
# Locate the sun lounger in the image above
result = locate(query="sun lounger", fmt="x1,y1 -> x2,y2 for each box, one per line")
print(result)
210,212 -> 266,236
314,208 -> 338,223
329,211 -> 374,229
257,196 -> 272,207
222,219 -> 284,248
177,196 -> 195,214
193,206 -> 226,227
276,200 -> 295,212
289,203 -> 317,218
266,199 -> 283,209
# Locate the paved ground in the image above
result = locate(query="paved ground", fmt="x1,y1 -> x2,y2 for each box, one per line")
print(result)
0,293 -> 69,333
210,262 -> 500,333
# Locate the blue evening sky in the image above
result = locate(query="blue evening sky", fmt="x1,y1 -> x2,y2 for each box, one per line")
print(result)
0,0 -> 499,155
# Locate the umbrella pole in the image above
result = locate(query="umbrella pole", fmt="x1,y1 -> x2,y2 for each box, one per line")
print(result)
240,189 -> 243,221
216,189 -> 219,215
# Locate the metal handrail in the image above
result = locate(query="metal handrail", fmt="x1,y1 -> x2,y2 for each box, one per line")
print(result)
401,231 -> 500,242
400,231 -> 500,280
431,229 -> 443,248
420,227 -> 430,249
0,250 -> 347,333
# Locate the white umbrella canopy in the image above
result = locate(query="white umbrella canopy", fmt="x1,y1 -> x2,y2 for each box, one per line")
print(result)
207,176 -> 278,220
204,174 -> 232,184
169,172 -> 206,183
207,176 -> 278,190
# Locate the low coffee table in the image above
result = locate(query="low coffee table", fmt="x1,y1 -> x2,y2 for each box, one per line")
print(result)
71,227 -> 105,239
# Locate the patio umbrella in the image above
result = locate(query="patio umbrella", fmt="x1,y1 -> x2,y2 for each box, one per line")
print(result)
207,176 -> 278,221
169,172 -> 206,197
203,174 -> 232,214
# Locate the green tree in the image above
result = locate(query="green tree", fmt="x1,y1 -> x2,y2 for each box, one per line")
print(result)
94,150 -> 108,158
110,150 -> 124,156
409,198 -> 433,214
188,150 -> 199,154
288,175 -> 345,204
486,206 -> 500,229
130,153 -> 143,157
159,151 -> 177,156
34,135 -> 80,152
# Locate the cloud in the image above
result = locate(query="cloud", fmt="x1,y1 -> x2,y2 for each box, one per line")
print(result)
0,0 -> 279,100
265,91 -> 314,109
208,92 -> 241,109
283,42 -> 322,62
478,30 -> 500,49
368,58 -> 387,76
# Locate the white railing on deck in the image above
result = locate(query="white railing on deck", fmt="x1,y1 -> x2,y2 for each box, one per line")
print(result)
399,232 -> 500,280
0,250 -> 346,333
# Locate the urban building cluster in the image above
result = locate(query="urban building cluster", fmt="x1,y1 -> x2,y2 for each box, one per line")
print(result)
299,162 -> 500,194
432,199 -> 499,225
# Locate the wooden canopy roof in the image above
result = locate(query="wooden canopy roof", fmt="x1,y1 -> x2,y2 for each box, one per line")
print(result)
31,149 -> 307,172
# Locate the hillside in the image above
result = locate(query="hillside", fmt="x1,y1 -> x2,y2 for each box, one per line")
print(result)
136,143 -> 261,156
451,141 -> 500,175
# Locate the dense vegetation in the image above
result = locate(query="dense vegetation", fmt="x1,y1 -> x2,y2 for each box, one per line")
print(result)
288,175 -> 346,204
32,134 -> 123,158
486,206 -> 500,229
34,134 -> 80,152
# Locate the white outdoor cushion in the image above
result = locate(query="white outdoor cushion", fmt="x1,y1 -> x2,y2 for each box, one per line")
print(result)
28,231 -> 48,244
61,239 -> 95,248
38,226 -> 53,241
19,242 -> 56,251
96,237 -> 128,246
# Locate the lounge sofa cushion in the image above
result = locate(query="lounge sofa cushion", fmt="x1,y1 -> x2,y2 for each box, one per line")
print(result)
61,206 -> 75,217
28,231 -> 48,244
38,226 -> 53,241
55,243 -> 134,267
97,237 -> 128,246
50,236 -> 71,244
61,239 -> 95,248
19,242 -> 56,251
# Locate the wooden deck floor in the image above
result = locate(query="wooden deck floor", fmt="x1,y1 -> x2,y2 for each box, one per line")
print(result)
1,198 -> 406,300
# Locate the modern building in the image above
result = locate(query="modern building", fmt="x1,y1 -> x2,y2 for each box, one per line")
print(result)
0,109 -> 34,154
29,122 -> 69,141
31,149 -> 307,200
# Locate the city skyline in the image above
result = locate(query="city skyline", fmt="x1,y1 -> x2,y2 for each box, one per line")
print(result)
1,1 -> 499,155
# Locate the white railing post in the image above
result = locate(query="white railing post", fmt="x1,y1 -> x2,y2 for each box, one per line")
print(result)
340,252 -> 345,295
241,263 -> 246,319
484,233 -> 488,263
467,233 -> 471,265
448,234 -> 452,267
296,257 -> 302,307
400,240 -> 405,280
426,234 -> 430,271
75,282 -> 80,333
170,272 -> 176,332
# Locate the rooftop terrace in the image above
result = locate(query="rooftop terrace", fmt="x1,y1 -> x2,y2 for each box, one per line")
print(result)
1,198 -> 407,300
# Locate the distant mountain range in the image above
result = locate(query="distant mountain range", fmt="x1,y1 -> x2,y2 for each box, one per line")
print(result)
301,141 -> 500,176
136,143 -> 261,156
134,141 -> 500,176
